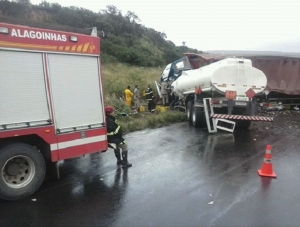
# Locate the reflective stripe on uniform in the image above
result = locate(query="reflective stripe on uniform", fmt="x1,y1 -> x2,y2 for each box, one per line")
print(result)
107,125 -> 121,135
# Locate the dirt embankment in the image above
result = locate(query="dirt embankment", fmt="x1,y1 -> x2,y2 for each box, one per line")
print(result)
252,110 -> 300,133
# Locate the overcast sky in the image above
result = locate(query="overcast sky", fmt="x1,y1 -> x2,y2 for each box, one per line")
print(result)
30,0 -> 300,52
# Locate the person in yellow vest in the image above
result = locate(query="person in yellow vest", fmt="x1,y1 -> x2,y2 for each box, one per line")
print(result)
124,85 -> 133,107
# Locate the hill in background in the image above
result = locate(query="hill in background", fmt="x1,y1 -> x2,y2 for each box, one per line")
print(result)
0,0 -> 201,67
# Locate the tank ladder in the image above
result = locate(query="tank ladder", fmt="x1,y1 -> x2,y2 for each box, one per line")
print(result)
203,98 -> 236,133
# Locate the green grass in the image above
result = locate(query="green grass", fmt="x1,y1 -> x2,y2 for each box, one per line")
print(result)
117,110 -> 186,133
102,63 -> 162,98
102,62 -> 187,132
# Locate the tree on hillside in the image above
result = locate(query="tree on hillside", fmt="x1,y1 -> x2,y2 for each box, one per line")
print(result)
0,0 -> 200,66
126,11 -> 140,24
0,0 -> 31,18
38,1 -> 50,7
50,3 -> 61,12
160,32 -> 167,39
14,0 -> 30,4
102,5 -> 120,16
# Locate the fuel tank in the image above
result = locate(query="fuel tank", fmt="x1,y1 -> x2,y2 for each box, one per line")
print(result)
171,58 -> 267,98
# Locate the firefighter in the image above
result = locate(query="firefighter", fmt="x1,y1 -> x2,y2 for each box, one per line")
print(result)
133,85 -> 141,111
160,80 -> 169,106
105,106 -> 132,167
124,85 -> 133,108
145,84 -> 155,112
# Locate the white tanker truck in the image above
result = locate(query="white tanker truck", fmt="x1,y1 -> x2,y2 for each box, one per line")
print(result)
157,56 -> 274,132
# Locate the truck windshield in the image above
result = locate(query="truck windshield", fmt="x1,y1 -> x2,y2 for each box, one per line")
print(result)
170,57 -> 192,80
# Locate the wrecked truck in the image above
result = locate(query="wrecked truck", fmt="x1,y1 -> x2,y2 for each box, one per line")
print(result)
157,56 -> 274,132
185,52 -> 300,110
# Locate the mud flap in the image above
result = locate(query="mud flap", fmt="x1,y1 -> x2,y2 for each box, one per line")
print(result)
155,81 -> 162,98
203,98 -> 236,133
216,119 -> 236,133
203,98 -> 217,133
50,161 -> 60,179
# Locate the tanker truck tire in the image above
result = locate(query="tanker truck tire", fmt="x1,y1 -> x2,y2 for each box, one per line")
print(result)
235,120 -> 251,129
0,143 -> 46,201
187,101 -> 193,123
232,109 -> 251,129
193,107 -> 206,128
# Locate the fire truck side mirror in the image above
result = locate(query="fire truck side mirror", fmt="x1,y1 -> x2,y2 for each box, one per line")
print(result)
88,27 -> 108,38
90,27 -> 97,37
100,31 -> 109,39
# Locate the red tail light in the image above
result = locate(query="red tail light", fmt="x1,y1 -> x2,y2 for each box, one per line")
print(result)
211,99 -> 220,104
195,86 -> 202,94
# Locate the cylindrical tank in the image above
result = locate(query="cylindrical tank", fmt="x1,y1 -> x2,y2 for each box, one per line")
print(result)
171,58 -> 267,98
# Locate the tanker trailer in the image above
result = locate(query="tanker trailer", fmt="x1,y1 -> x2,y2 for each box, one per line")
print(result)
169,57 -> 273,131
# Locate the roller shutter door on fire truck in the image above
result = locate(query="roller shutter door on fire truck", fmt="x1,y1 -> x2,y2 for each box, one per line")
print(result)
47,54 -> 104,133
0,50 -> 50,130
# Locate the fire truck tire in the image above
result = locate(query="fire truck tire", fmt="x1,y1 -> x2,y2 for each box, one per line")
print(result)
187,101 -> 193,123
0,143 -> 46,201
193,107 -> 206,128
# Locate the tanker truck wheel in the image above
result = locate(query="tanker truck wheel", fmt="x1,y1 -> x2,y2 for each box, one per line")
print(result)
193,107 -> 206,128
232,109 -> 251,129
187,101 -> 193,123
0,143 -> 46,201
235,120 -> 251,129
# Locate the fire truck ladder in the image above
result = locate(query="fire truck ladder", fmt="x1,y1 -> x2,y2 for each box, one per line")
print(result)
203,98 -> 236,133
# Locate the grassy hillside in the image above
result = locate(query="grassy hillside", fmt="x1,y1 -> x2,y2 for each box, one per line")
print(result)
102,63 -> 186,132
102,63 -> 162,97
0,0 -> 188,132
102,62 -> 161,115
0,0 -> 201,67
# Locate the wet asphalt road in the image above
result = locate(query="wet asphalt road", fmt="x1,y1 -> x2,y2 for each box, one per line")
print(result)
1,113 -> 300,227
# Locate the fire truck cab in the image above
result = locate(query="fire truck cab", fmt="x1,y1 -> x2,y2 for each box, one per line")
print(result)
0,23 -> 108,200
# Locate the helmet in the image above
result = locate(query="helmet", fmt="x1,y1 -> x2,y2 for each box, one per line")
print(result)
105,106 -> 114,114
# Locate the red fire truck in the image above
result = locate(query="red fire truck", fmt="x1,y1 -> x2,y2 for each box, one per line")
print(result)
0,22 -> 108,200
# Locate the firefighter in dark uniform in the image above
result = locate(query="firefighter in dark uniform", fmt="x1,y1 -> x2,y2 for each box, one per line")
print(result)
145,84 -> 155,112
105,106 -> 132,167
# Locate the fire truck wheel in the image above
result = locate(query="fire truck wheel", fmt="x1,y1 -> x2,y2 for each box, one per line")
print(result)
0,143 -> 46,201
193,107 -> 206,128
187,101 -> 194,123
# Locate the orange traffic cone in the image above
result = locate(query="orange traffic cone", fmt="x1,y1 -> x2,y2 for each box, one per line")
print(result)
257,145 -> 277,178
